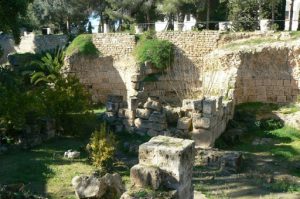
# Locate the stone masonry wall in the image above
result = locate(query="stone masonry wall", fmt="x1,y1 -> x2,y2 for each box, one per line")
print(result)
105,95 -> 234,148
0,33 -> 67,64
64,33 -> 139,102
63,31 -> 277,104
203,41 -> 300,104
146,31 -> 220,104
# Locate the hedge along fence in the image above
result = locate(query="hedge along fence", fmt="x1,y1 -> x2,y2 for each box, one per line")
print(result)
135,35 -> 173,70
66,34 -> 100,57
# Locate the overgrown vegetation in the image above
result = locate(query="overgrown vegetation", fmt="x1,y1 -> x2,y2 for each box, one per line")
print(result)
0,48 -> 92,148
219,102 -> 300,167
87,123 -> 117,173
66,34 -> 100,57
135,32 -> 173,70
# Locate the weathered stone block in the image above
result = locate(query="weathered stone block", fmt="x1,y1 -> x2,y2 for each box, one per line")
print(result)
128,97 -> 139,111
203,98 -> 216,115
149,111 -> 166,123
138,136 -> 195,199
124,109 -> 136,120
182,99 -> 203,111
177,117 -> 192,130
136,108 -> 151,119
150,122 -> 167,132
163,106 -> 181,124
193,116 -> 211,129
130,164 -> 162,190
134,118 -> 150,129
191,129 -> 213,148
143,98 -> 162,111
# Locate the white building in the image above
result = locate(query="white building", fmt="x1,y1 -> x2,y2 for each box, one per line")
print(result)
285,0 -> 300,31
155,14 -> 197,32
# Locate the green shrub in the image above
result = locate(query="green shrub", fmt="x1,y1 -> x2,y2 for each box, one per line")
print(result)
135,38 -> 173,70
61,112 -> 98,137
66,34 -> 100,57
258,119 -> 284,131
0,49 -> 91,138
88,123 -> 117,173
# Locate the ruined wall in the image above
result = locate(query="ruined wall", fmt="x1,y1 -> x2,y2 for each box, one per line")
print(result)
0,33 -> 67,64
64,33 -> 139,102
144,31 -> 220,104
65,32 -> 222,104
203,42 -> 300,104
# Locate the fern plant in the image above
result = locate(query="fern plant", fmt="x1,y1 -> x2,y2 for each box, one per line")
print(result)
30,48 -> 65,85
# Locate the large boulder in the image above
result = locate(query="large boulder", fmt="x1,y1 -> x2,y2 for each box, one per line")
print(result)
72,173 -> 125,199
72,175 -> 107,199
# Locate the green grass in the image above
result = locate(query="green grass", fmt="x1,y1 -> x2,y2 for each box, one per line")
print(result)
66,34 -> 100,57
0,137 -> 94,199
290,31 -> 300,39
277,104 -> 300,114
222,31 -> 300,51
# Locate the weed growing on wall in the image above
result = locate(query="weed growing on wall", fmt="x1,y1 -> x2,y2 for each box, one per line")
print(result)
135,32 -> 173,70
66,34 -> 100,57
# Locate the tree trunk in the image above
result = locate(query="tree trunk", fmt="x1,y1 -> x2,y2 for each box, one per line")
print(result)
206,0 -> 210,29
271,1 -> 275,24
258,0 -> 263,20
290,0 -> 295,31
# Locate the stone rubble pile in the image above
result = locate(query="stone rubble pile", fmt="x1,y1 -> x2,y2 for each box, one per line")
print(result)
105,94 -> 234,148
121,136 -> 195,199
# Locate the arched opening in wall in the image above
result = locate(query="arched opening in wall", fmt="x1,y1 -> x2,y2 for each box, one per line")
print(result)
64,55 -> 128,104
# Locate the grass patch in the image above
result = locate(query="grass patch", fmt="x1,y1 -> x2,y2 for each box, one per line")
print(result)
290,31 -> 300,39
66,34 -> 100,57
277,104 -> 300,114
0,137 -> 94,199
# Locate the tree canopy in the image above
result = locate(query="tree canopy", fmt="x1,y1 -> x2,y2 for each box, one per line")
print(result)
0,0 -> 33,44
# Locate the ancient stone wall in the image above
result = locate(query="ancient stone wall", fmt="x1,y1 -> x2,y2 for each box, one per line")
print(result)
105,95 -> 234,148
64,33 -> 139,102
203,41 -> 300,104
0,33 -> 67,64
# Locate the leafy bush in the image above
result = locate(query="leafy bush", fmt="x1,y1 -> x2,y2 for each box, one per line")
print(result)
0,49 -> 91,138
66,34 -> 100,57
135,38 -> 173,70
61,112 -> 98,137
258,119 -> 284,131
88,123 -> 117,172
30,48 -> 65,85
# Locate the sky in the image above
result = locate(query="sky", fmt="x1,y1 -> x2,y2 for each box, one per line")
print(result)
89,14 -> 100,33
